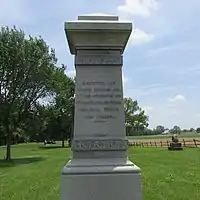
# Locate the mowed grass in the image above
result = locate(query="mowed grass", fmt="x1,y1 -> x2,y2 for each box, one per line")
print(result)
0,143 -> 200,200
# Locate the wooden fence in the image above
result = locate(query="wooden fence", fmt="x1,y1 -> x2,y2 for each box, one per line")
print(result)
128,139 -> 200,148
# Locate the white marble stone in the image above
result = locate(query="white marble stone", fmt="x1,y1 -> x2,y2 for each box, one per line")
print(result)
74,64 -> 125,139
78,14 -> 119,21
61,159 -> 142,200
61,14 -> 142,200
64,15 -> 132,55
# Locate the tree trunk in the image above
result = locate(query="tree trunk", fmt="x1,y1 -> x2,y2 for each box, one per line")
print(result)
62,139 -> 65,147
6,126 -> 12,161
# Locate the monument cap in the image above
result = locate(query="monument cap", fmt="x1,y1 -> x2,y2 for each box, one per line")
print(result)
78,13 -> 119,21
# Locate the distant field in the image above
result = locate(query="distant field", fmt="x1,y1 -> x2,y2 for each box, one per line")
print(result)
128,132 -> 200,141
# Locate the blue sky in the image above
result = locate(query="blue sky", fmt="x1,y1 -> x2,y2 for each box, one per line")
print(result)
1,0 -> 200,129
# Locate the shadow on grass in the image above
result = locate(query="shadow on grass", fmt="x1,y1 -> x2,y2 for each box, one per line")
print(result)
0,156 -> 46,168
38,145 -> 69,150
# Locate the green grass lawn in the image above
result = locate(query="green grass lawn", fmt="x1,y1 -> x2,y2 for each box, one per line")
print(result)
0,143 -> 200,200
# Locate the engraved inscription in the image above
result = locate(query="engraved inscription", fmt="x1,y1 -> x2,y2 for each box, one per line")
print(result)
76,80 -> 122,123
75,55 -> 122,65
76,100 -> 122,105
71,139 -> 128,151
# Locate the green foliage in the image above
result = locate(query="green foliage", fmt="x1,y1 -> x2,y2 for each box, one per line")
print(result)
46,67 -> 75,146
172,125 -> 181,134
155,125 -> 165,134
196,127 -> 200,133
124,97 -> 149,136
189,128 -> 195,132
0,26 -> 75,160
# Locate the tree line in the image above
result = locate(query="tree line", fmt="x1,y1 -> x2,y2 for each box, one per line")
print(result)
0,27 -> 149,161
152,125 -> 200,135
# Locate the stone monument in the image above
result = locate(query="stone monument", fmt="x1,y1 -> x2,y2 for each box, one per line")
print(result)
61,14 -> 142,200
168,134 -> 183,150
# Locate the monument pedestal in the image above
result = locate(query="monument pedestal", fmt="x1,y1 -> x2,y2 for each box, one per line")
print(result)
61,158 -> 142,200
61,14 -> 142,200
168,142 -> 183,150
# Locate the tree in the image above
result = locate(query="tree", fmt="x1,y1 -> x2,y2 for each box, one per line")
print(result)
14,69 -> 75,147
20,104 -> 49,142
189,128 -> 195,132
43,66 -> 75,147
172,125 -> 181,134
142,128 -> 155,136
155,125 -> 165,135
0,26 -> 58,160
124,97 -> 149,136
196,127 -> 200,133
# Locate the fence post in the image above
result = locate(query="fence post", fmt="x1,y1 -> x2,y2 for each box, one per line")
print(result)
167,140 -> 169,147
160,141 -> 162,147
155,141 -> 157,147
183,139 -> 186,147
193,139 -> 197,148
150,141 -> 152,147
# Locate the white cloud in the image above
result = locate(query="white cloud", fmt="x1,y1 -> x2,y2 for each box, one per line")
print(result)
66,69 -> 76,78
130,28 -> 154,45
117,0 -> 159,17
168,94 -> 186,103
83,12 -> 155,46
117,1 -> 157,46
122,72 -> 128,86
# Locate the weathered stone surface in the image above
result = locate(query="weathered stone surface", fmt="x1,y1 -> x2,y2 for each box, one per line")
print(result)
71,139 -> 128,151
78,14 -> 119,21
73,64 -> 125,139
61,14 -> 142,200
64,15 -> 132,55
75,54 -> 122,65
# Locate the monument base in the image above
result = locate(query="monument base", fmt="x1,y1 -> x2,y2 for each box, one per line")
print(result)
168,142 -> 183,151
60,158 -> 142,200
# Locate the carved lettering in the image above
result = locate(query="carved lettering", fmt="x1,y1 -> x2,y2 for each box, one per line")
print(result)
75,55 -> 122,66
76,79 -> 123,126
104,107 -> 119,112
79,108 -> 100,112
76,100 -> 122,105
82,81 -> 106,86
71,139 -> 128,151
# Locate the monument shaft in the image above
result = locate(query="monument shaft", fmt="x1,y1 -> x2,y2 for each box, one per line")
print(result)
75,52 -> 124,140
61,15 -> 142,200
72,50 -> 128,158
